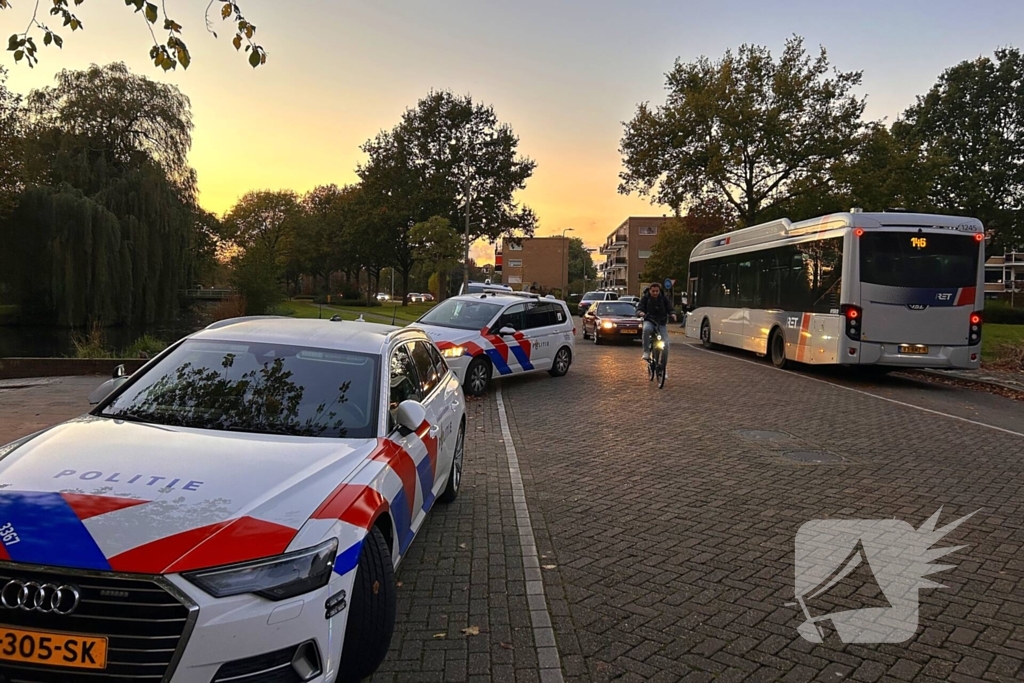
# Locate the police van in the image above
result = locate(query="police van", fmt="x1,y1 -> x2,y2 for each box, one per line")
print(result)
412,291 -> 575,395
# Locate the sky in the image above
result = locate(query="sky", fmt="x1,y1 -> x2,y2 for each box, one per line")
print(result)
4,0 -> 1024,261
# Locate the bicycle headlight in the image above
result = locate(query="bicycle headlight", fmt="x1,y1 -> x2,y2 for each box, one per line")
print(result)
441,345 -> 466,358
655,341 -> 665,349
183,538 -> 338,601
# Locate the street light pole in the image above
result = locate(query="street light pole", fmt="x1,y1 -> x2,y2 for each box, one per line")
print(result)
561,228 -> 574,297
463,178 -> 471,291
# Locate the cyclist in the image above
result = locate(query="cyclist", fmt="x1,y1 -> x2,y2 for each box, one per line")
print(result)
637,282 -> 676,364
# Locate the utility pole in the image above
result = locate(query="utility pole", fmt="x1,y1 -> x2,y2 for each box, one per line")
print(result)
561,228 -> 574,297
463,178 -> 471,291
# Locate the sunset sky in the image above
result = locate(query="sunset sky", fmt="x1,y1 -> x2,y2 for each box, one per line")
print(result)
4,0 -> 1024,260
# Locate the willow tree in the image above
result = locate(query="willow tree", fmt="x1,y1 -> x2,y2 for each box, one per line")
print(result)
0,63 -> 200,326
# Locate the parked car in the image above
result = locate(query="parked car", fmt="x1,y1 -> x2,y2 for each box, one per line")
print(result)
581,300 -> 644,344
0,317 -> 466,683
412,292 -> 574,395
421,293 -> 435,302
618,295 -> 640,306
577,290 -> 618,316
376,292 -> 391,301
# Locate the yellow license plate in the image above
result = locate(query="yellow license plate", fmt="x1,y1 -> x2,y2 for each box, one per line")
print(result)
0,626 -> 107,669
899,344 -> 929,355
620,329 -> 638,334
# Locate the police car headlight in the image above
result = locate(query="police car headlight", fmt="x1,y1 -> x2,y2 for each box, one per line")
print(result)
442,345 -> 466,358
183,539 -> 338,601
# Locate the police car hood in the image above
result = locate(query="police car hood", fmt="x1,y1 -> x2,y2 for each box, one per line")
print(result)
0,416 -> 376,574
410,323 -> 485,346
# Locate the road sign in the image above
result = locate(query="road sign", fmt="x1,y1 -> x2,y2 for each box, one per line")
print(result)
664,278 -> 674,290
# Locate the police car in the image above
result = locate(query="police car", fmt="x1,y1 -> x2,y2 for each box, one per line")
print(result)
0,317 -> 465,683
412,292 -> 575,395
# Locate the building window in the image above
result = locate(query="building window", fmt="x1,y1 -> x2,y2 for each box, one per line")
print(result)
638,226 -> 658,236
507,275 -> 522,284
508,259 -> 523,268
507,243 -> 523,251
638,250 -> 652,259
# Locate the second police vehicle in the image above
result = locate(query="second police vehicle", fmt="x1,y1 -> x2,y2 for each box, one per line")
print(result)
684,210 -> 985,370
412,290 -> 575,395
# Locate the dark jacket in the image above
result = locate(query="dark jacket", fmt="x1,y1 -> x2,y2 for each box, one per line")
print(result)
637,291 -> 674,325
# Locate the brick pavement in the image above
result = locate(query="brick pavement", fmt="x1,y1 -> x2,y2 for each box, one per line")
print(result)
500,338 -> 1024,682
0,375 -> 100,442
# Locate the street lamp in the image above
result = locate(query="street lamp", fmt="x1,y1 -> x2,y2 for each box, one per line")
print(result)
561,228 -> 574,297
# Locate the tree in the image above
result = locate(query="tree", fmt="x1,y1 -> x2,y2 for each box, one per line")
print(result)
223,190 -> 301,255
0,67 -> 24,218
896,47 -> 1024,249
2,1 -> 267,71
232,242 -> 283,315
620,36 -> 865,226
566,237 -> 596,284
639,218 -> 703,287
26,62 -> 196,195
410,216 -> 461,301
358,90 -> 538,297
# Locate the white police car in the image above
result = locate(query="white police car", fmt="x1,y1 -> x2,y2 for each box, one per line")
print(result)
412,292 -> 575,395
0,317 -> 465,683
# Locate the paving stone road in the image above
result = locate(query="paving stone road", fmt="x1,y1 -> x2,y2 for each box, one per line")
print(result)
2,338 -> 1023,682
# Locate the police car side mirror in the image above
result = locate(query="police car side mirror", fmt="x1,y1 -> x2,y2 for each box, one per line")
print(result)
88,376 -> 128,405
499,326 -> 516,336
394,400 -> 426,434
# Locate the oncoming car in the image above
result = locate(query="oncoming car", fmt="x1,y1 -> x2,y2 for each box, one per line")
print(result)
0,317 -> 465,683
581,300 -> 644,344
412,293 -> 575,395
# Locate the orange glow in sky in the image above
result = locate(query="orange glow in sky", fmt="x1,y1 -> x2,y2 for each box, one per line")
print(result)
5,1 -> 1023,258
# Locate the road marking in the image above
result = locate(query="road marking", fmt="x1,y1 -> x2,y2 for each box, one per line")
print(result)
680,342 -> 1024,439
495,386 -> 563,682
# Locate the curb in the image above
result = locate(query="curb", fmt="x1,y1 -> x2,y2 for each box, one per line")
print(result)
904,368 -> 1024,396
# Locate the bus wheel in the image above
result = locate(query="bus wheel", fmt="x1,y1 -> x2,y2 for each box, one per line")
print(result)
700,319 -> 714,349
769,328 -> 788,369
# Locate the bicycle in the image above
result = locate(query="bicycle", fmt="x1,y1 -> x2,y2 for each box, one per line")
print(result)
644,325 -> 667,389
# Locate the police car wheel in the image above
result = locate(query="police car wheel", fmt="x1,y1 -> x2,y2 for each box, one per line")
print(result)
464,357 -> 491,396
549,346 -> 572,377
438,421 -> 465,504
337,526 -> 396,683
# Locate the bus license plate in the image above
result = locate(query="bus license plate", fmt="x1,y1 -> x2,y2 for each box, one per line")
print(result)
899,344 -> 929,355
0,627 -> 107,669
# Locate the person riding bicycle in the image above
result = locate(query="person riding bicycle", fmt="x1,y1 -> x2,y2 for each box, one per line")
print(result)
637,282 -> 676,363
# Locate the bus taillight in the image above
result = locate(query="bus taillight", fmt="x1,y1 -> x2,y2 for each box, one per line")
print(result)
969,312 -> 982,345
974,233 -> 985,242
841,304 -> 862,340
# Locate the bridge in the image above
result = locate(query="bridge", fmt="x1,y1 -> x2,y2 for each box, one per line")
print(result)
180,288 -> 235,300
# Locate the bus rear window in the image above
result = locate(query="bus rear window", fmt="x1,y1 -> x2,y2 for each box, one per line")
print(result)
860,233 -> 979,289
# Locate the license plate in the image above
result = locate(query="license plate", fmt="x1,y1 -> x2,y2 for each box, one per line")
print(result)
899,344 -> 929,355
620,329 -> 637,334
0,627 -> 107,670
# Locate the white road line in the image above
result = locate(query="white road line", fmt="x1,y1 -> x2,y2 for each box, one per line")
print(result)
495,386 -> 563,683
679,342 -> 1024,439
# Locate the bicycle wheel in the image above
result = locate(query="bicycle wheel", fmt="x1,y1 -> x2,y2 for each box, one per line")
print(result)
647,359 -> 655,381
658,361 -> 666,389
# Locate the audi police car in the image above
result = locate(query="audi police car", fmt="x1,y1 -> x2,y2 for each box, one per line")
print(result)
412,292 -> 575,395
0,317 -> 465,683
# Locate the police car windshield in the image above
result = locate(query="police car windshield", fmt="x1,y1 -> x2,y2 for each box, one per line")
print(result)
100,340 -> 379,438
417,299 -> 502,330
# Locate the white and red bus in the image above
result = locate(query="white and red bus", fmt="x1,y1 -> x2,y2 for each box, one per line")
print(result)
684,211 -> 985,370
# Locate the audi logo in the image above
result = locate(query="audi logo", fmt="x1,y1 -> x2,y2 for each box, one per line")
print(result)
0,580 -> 80,615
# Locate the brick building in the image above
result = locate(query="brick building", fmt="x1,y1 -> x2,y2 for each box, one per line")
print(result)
494,237 -> 570,293
598,217 -> 672,296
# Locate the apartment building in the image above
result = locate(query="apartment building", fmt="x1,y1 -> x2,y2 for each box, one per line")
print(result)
598,217 -> 672,296
494,236 -> 570,293
985,252 -> 1024,297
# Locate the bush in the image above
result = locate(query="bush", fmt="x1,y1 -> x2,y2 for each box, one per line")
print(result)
210,295 -> 246,321
990,340 -> 1024,372
984,301 -> 1024,325
122,335 -> 167,359
72,322 -> 108,359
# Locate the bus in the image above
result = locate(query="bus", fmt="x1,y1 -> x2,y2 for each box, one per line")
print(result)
683,210 -> 985,370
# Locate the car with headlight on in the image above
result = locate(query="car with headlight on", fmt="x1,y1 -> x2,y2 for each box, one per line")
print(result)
411,292 -> 574,396
581,300 -> 644,344
0,316 -> 465,683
